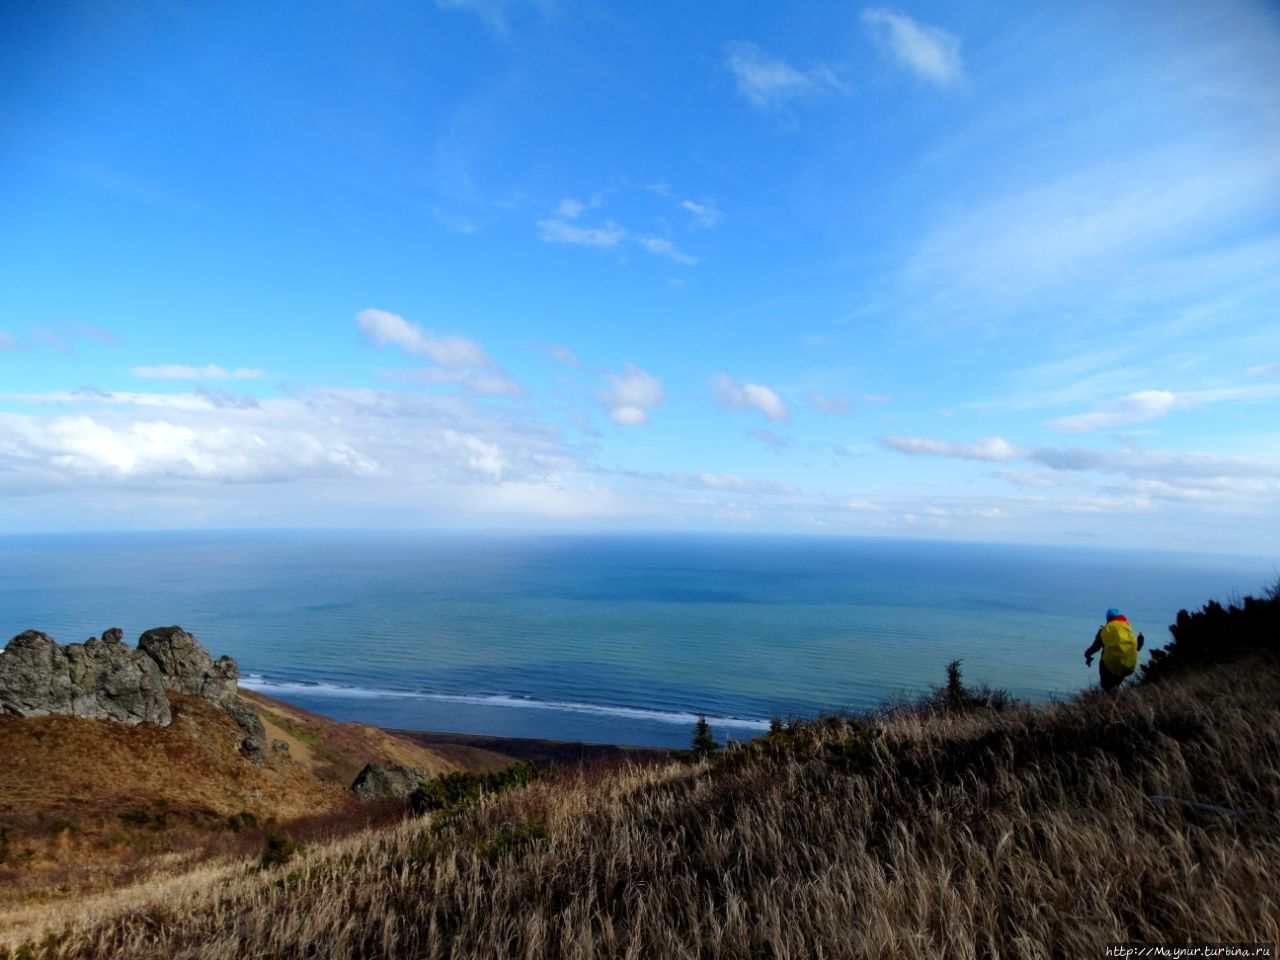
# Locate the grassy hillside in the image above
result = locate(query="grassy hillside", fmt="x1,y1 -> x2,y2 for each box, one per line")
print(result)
5,648 -> 1277,958
0,690 -> 460,921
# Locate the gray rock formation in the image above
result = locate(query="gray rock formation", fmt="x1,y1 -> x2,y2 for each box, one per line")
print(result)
0,630 -> 171,726
137,626 -> 239,702
2,626 -> 268,762
223,695 -> 269,765
351,763 -> 427,801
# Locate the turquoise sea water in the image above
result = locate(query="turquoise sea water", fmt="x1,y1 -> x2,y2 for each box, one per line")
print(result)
0,532 -> 1271,747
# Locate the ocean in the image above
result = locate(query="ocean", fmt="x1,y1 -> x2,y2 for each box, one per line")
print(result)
0,532 -> 1270,747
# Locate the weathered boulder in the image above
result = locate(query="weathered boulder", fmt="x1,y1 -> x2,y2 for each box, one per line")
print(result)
138,626 -> 239,702
2,626 -> 267,760
351,763 -> 426,801
223,694 -> 269,764
0,630 -> 171,726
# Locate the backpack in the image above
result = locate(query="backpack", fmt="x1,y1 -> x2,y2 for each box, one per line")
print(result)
1100,619 -> 1138,675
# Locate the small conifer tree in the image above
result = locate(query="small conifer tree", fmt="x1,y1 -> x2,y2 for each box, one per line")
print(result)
691,712 -> 720,757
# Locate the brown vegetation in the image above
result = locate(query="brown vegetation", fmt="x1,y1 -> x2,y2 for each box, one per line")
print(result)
0,690 -> 459,917
5,652 -> 1277,958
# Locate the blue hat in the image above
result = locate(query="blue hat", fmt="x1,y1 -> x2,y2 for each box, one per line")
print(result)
1106,608 -> 1121,620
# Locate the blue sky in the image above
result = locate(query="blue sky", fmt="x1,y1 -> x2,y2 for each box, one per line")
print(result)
2,0 -> 1278,554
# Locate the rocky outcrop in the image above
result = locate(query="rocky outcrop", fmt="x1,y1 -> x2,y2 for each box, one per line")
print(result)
351,763 -> 427,801
223,693 -> 269,765
138,626 -> 239,702
0,630 -> 171,726
2,627 -> 267,760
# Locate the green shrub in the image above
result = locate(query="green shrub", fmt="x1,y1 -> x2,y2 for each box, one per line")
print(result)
1140,579 -> 1280,683
117,808 -> 151,827
690,712 -> 720,758
225,811 -> 259,832
926,659 -> 1015,713
259,831 -> 303,869
409,762 -> 547,816
486,816 -> 549,861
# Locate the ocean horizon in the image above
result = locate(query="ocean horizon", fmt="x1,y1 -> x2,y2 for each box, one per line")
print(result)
1,531 -> 1270,747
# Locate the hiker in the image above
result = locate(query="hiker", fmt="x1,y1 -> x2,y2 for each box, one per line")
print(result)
1084,608 -> 1144,690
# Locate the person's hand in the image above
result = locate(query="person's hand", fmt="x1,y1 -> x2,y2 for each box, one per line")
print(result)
1084,652 -> 1093,667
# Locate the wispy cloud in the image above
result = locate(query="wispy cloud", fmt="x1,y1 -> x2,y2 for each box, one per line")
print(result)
695,473 -> 797,495
1048,390 -> 1182,432
724,41 -> 845,110
547,344 -> 581,368
809,392 -> 851,414
748,427 -> 791,450
356,308 -> 493,367
862,8 -> 963,88
0,325 -> 119,354
881,434 -> 1018,461
435,0 -> 552,36
713,374 -> 791,422
882,432 -> 1280,509
902,145 -> 1280,317
379,366 -> 524,397
131,364 -> 265,381
637,236 -> 699,266
599,364 -> 665,425
536,217 -> 626,248
681,200 -> 722,228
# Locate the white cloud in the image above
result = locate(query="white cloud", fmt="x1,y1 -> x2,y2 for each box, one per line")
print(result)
714,374 -> 791,422
862,8 -> 963,88
2,388 -> 239,412
698,472 -> 748,490
882,432 -> 1280,511
681,200 -> 722,228
1048,390 -> 1183,432
130,364 -> 265,381
380,366 -> 524,397
695,473 -> 797,495
556,197 -> 587,219
0,388 -> 581,505
1248,362 -> 1280,379
724,41 -> 845,110
548,344 -> 581,368
881,434 -> 1020,461
600,364 -> 665,425
903,146 -> 1280,315
536,217 -> 626,248
356,308 -> 493,367
0,413 -> 377,484
637,236 -> 699,266
994,469 -> 1062,490
443,428 -> 506,480
809,392 -> 851,414
864,393 -> 891,405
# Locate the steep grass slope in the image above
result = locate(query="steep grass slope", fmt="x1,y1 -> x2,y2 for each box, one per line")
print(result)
8,653 -> 1278,959
0,690 -> 459,918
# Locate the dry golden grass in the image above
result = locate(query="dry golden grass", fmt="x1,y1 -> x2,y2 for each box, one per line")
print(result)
5,654 -> 1277,959
0,691 -> 461,919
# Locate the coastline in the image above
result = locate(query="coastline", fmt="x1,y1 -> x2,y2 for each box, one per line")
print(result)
386,727 -> 670,769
